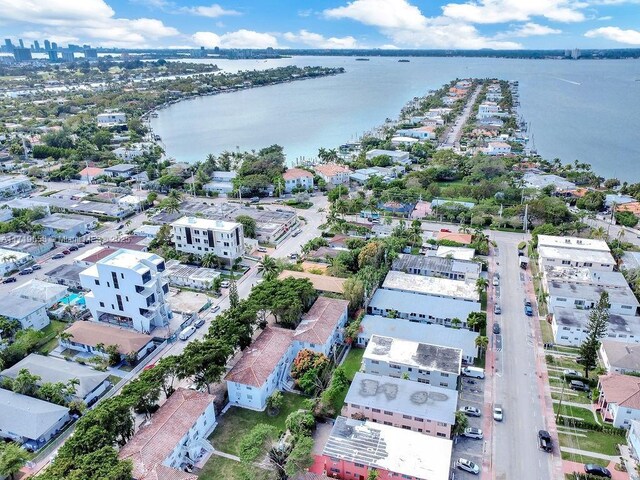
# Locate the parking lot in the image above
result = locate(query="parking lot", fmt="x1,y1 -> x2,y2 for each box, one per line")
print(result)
452,375 -> 487,478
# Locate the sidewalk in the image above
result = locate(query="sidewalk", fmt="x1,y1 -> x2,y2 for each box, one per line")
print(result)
561,447 -> 619,462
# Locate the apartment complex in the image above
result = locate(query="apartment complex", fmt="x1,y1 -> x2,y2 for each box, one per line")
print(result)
172,216 -> 244,265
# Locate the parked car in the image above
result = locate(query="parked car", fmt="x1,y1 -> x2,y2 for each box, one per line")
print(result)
69,245 -> 78,251
250,197 -> 260,203
291,229 -> 301,237
493,323 -> 501,334
211,305 -> 221,313
524,300 -> 533,316
19,268 -> 33,275
75,243 -> 85,248
493,406 -> 503,421
179,325 -> 196,341
31,264 -> 42,270
220,280 -> 230,288
52,253 -> 65,259
194,318 -> 206,329
459,406 -> 481,417
584,464 -> 611,478
563,369 -> 580,377
2,277 -> 16,283
116,224 -> 124,230
538,430 -> 553,452
463,427 -> 483,439
290,253 -> 299,260
257,246 -> 267,253
494,304 -> 501,315
62,250 -> 71,255
570,380 -> 589,392
456,458 -> 480,475
492,275 -> 500,286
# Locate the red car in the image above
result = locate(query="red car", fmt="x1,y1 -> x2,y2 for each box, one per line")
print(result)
62,250 -> 71,255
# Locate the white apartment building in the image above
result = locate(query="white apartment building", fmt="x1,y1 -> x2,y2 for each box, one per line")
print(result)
477,102 -> 502,119
97,112 -> 126,127
552,307 -> 640,347
362,335 -> 462,390
172,216 -> 244,265
537,235 -> 615,272
282,168 -> 314,193
485,141 -> 512,156
0,175 -> 32,197
80,249 -> 171,334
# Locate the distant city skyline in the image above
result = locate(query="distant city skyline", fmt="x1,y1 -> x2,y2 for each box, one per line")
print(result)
0,0 -> 639,50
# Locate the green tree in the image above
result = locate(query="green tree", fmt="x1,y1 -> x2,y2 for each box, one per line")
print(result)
13,368 -> 40,396
285,409 -> 316,438
467,311 -> 487,332
257,255 -> 280,281
238,424 -> 278,463
105,344 -> 121,366
266,391 -> 284,415
121,375 -> 161,419
0,442 -> 29,480
579,292 -> 610,379
235,215 -> 257,238
453,410 -> 469,437
475,336 -> 489,358
475,277 -> 488,295
178,338 -> 233,393
367,469 -> 380,480
284,436 -> 315,478
342,277 -> 365,312
201,252 -> 220,269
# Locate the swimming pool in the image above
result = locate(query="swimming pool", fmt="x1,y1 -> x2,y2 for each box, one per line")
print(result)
61,293 -> 85,306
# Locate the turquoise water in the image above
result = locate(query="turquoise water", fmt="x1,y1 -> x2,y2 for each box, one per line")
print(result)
61,293 -> 85,306
151,56 -> 640,180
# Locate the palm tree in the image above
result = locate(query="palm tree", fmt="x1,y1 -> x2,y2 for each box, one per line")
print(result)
162,197 -> 180,214
590,226 -> 607,240
58,331 -> 73,344
453,410 -> 469,437
450,317 -> 462,329
167,189 -> 182,201
258,255 -> 279,281
201,253 -> 219,269
475,277 -> 488,295
475,335 -> 489,358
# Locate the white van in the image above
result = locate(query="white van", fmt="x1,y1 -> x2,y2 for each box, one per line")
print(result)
179,325 -> 196,341
462,367 -> 485,379
220,280 -> 230,288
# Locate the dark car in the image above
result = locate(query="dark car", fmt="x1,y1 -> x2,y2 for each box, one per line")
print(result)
31,264 -> 42,270
194,318 -> 206,329
117,224 -> 124,230
52,253 -> 65,259
2,277 -> 16,283
69,245 -> 78,251
570,380 -> 590,392
19,268 -> 33,275
493,323 -> 501,334
584,464 -> 611,478
538,430 -> 553,452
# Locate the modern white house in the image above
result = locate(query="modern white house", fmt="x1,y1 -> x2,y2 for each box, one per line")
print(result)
537,235 -> 615,272
172,216 -> 244,266
356,315 -> 479,363
477,102 -> 502,119
0,247 -> 32,275
103,163 -> 137,179
0,295 -> 49,330
395,126 -> 435,140
367,288 -> 481,329
97,112 -> 126,127
1,354 -> 110,405
226,297 -> 349,411
313,163 -> 350,187
392,253 -> 480,281
11,279 -> 68,308
203,170 -> 237,195
552,308 -> 640,347
485,141 -> 512,156
283,168 -> 314,193
600,341 -> 640,374
80,248 -> 172,334
365,149 -> 411,166
598,374 -> 640,429
0,388 -> 70,450
164,260 -> 221,290
343,372 -> 457,438
0,175 -> 32,197
362,335 -> 462,390
118,388 -> 215,480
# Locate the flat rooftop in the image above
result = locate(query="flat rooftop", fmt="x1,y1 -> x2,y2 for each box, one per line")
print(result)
382,270 -> 479,301
392,253 -> 480,276
369,288 -> 481,320
553,307 -> 640,336
35,213 -> 93,230
433,245 -> 476,260
172,215 -> 240,232
0,295 -> 45,319
97,248 -> 163,271
364,334 -> 462,375
322,416 -> 452,480
544,266 -> 628,288
538,246 -> 615,266
64,321 -> 153,354
537,235 -> 610,252
548,280 -> 639,307
345,372 -> 457,425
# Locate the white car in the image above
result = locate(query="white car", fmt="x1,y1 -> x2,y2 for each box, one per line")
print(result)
463,427 -> 484,439
459,406 -> 482,417
493,406 -> 503,421
456,458 -> 480,475
492,275 -> 500,286
220,280 -> 230,288
563,369 -> 580,377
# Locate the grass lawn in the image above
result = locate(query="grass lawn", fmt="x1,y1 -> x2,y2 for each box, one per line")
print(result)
553,403 -> 596,424
198,454 -> 274,480
341,348 -> 364,381
558,430 -> 625,456
209,392 -> 308,455
552,392 -> 592,405
37,320 -> 68,354
539,320 -> 554,345
547,355 -> 585,370
561,450 -> 611,467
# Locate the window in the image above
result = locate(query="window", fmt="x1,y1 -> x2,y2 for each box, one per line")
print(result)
111,271 -> 119,289
403,415 -> 411,419
557,297 -> 567,302
439,382 -> 448,387
441,373 -> 449,377
116,295 -> 124,311
371,360 -> 379,365
414,416 -> 423,421
562,260 -> 571,265
622,305 -> 633,310
437,432 -> 447,437
389,364 -> 401,370
99,302 -> 105,307
94,279 -> 100,286
383,410 -> 393,415
417,378 -> 429,384
371,408 -> 381,413
584,262 -> 592,267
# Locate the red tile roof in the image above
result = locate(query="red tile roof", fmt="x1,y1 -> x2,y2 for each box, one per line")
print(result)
225,326 -> 294,387
79,167 -> 104,177
278,271 -> 346,294
599,373 -> 640,409
283,168 -> 313,180
436,231 -> 473,245
118,388 -> 213,480
314,163 -> 350,178
77,246 -> 114,264
294,297 -> 349,344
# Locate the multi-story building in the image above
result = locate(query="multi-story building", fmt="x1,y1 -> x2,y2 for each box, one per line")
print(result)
283,168 -> 314,193
552,307 -> 640,347
537,235 -> 615,272
547,281 -> 639,316
97,112 -> 127,127
381,270 -> 479,303
392,253 -> 480,281
313,163 -> 350,187
172,216 -> 244,265
598,374 -> 640,429
0,175 -> 32,197
362,335 -> 462,390
317,416 -> 452,480
80,248 -> 171,334
343,372 -> 456,438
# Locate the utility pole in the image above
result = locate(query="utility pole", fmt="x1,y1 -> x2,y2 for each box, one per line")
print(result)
523,203 -> 528,232
555,380 -> 565,423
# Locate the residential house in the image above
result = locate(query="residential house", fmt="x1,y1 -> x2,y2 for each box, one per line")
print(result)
362,335 -> 462,390
537,235 -> 615,272
0,295 -> 49,330
60,321 -> 155,361
78,166 -> 104,183
171,216 -> 244,265
97,112 -> 126,127
11,279 -> 68,308
390,136 -> 419,147
164,260 -> 220,290
0,389 -> 70,450
113,146 -> 145,161
314,163 -> 350,187
477,102 -> 502,119
381,271 -> 479,303
523,172 -> 576,192
367,288 -> 481,329
104,163 -> 137,179
291,297 -> 349,358
485,141 -> 512,156
552,307 -> 640,347
343,372 -> 456,438
392,253 -> 480,281
356,315 -> 479,363
600,341 -> 640,374
433,245 -> 476,260
118,388 -> 215,480
317,416 -> 452,480
0,233 -> 53,257
45,263 -> 86,289
598,374 -> 640,429
80,249 -> 172,334
283,168 -> 314,193
365,149 -> 411,166
203,171 -> 237,195
1,354 -> 110,405
395,126 -> 435,140
0,175 -> 32,197
35,213 -> 96,239
0,247 -> 31,275
277,270 -> 346,294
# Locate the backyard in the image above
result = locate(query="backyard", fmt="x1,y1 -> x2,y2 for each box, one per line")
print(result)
37,320 -> 68,354
198,455 -> 274,480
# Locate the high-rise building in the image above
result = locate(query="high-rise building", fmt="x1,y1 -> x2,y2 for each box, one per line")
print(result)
44,39 -> 50,51
18,38 -> 24,48
33,40 -> 40,51
61,50 -> 75,62
4,39 -> 13,51
51,42 -> 58,50
13,48 -> 32,62
79,249 -> 172,334
48,51 -> 58,62
84,48 -> 97,59
571,48 -> 581,60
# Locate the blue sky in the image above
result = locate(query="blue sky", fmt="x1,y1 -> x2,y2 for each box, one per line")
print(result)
1,0 -> 640,50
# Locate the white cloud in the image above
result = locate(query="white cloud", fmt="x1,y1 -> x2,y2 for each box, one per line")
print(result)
0,0 -> 179,47
283,30 -> 358,49
181,4 -> 240,18
192,29 -> 279,48
597,15 -> 613,20
495,22 -> 562,38
323,0 -> 521,49
585,26 -> 640,44
380,44 -> 400,49
441,0 -> 587,24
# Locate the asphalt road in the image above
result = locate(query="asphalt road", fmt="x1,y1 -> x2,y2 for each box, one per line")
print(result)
441,85 -> 482,149
489,231 -> 559,480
